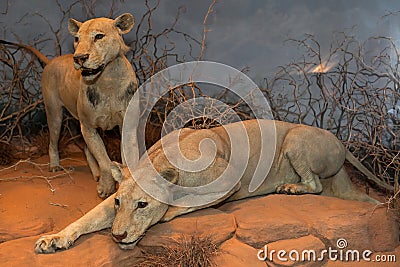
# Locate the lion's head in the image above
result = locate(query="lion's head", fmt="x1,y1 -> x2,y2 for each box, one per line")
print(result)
68,13 -> 134,81
110,163 -> 178,249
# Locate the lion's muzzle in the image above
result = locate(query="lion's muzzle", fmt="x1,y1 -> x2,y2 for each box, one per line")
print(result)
112,231 -> 127,242
112,230 -> 141,250
73,51 -> 105,79
73,53 -> 89,68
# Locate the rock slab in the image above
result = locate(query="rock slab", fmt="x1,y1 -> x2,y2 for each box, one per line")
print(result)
0,195 -> 398,266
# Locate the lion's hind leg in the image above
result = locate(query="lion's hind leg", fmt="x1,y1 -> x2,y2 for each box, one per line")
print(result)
42,68 -> 64,172
44,97 -> 63,172
276,150 -> 323,195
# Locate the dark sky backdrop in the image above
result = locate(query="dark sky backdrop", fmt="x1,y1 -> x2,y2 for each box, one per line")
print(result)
1,0 -> 400,83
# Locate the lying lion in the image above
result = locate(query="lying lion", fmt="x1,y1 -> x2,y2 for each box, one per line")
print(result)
34,119 -> 391,253
3,14 -> 138,198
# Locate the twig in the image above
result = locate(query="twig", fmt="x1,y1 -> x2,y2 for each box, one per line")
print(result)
198,0 -> 217,61
49,202 -> 68,208
0,158 -> 77,193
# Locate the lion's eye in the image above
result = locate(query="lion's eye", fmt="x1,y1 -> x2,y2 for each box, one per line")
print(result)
74,36 -> 79,43
137,201 -> 148,209
114,198 -> 120,208
94,33 -> 104,41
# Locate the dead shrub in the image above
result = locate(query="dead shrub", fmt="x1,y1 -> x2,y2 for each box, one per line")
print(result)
0,142 -> 14,165
138,234 -> 219,267
100,129 -> 121,163
30,130 -> 81,158
387,188 -> 400,224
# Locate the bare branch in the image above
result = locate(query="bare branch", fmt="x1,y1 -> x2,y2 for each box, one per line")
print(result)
198,0 -> 217,61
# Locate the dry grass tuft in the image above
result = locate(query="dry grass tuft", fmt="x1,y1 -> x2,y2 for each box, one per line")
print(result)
0,142 -> 14,165
138,234 -> 219,267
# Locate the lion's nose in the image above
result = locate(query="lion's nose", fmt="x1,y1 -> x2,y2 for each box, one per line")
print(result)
73,53 -> 89,66
112,231 -> 128,242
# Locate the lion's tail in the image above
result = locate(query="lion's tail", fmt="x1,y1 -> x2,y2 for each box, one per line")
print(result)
0,40 -> 50,67
345,150 -> 393,192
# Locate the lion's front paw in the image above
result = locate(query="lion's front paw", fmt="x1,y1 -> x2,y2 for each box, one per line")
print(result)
34,234 -> 74,254
97,182 -> 116,199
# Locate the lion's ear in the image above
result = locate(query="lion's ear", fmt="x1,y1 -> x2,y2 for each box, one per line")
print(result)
114,13 -> 135,35
68,18 -> 82,35
159,168 -> 179,184
111,162 -> 126,183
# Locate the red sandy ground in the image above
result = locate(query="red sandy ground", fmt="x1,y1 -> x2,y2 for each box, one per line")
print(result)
0,149 -> 102,245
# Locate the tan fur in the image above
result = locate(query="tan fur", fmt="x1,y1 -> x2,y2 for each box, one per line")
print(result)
34,119 -> 385,253
42,13 -> 138,198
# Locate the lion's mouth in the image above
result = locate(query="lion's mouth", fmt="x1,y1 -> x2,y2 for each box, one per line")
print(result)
81,64 -> 105,77
117,239 -> 140,250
